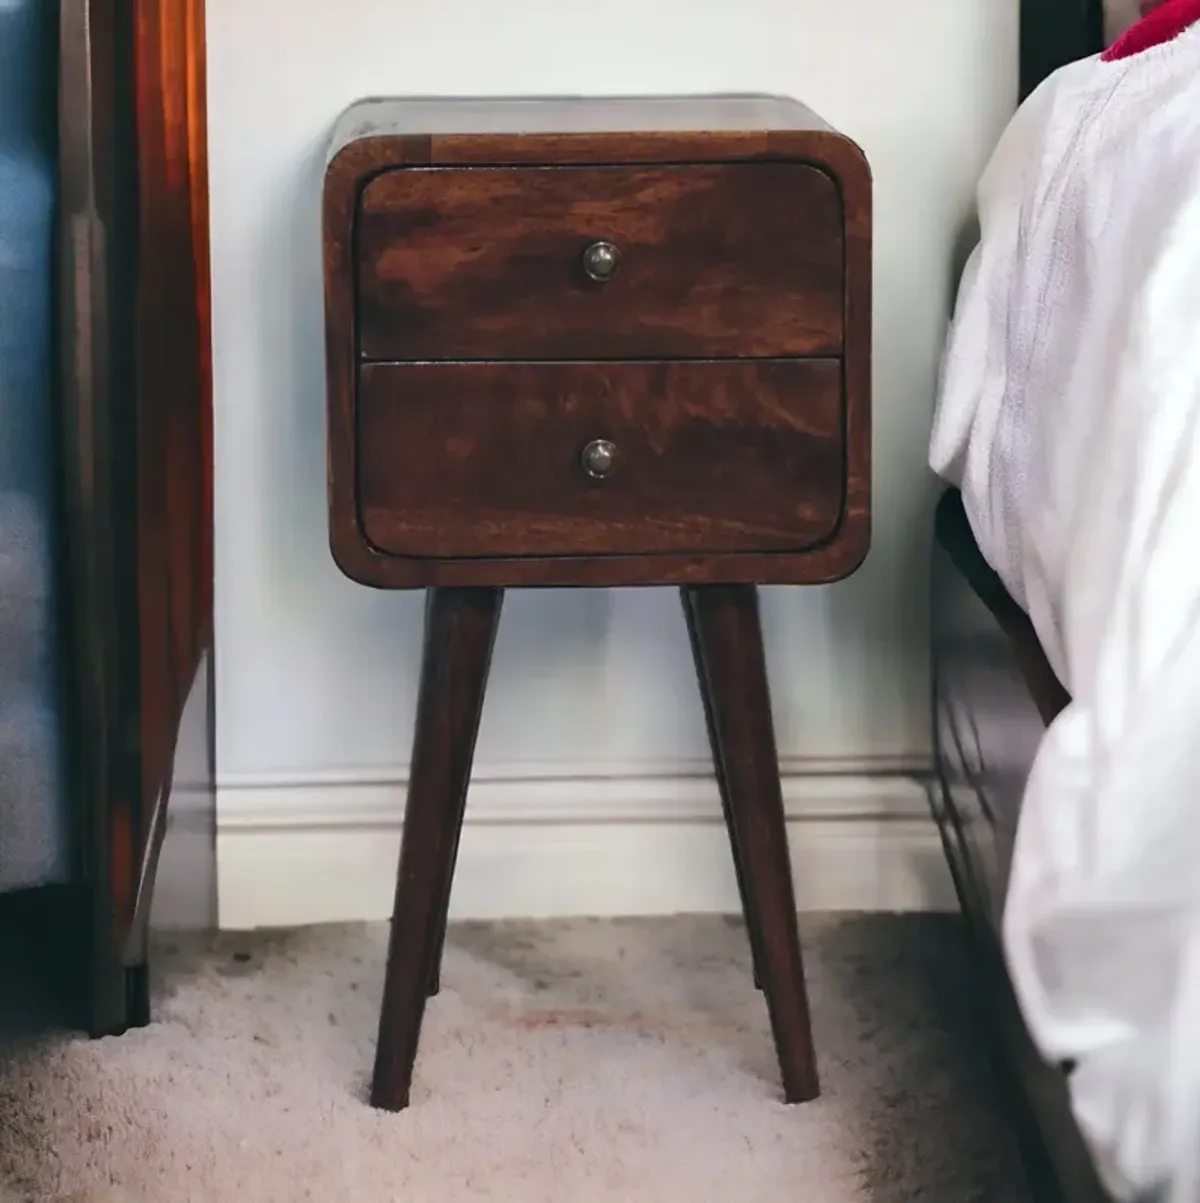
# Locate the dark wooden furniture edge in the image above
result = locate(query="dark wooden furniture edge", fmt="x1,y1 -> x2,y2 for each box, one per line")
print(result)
933,489 -> 1110,1203
1021,0 -> 1105,99
340,98 -> 862,1110
934,492 -> 1069,725
44,0 -> 214,1036
322,117 -> 871,590
57,0 -> 147,1034
124,0 -> 215,967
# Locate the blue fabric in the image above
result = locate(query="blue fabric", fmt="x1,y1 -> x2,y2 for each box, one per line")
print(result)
0,0 -> 67,891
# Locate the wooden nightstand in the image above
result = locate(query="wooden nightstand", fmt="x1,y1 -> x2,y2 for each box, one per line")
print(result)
322,94 -> 872,1112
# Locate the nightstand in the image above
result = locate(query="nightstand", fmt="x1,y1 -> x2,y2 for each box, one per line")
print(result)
322,94 -> 872,1112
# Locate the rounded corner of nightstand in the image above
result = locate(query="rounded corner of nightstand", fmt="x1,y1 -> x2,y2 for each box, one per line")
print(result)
805,131 -> 873,211
323,141 -> 372,204
836,134 -> 872,182
328,523 -> 392,590
781,509 -> 870,587
323,138 -> 356,180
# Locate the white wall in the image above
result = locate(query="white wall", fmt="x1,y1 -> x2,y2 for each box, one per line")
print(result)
208,0 -> 1018,928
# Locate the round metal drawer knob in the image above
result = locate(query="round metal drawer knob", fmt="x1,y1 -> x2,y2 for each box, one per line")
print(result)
581,439 -> 618,479
582,240 -> 621,282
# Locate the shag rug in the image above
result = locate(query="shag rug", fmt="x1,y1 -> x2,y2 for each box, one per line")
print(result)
0,914 -> 1034,1202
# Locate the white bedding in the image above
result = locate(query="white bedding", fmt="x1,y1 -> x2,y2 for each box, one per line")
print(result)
928,21 -> 1200,1203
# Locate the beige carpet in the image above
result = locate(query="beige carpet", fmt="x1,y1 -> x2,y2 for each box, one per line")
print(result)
0,914 -> 1034,1202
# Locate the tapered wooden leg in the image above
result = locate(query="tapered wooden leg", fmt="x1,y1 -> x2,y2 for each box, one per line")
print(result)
370,586 -> 503,1111
426,829 -> 459,997
680,587 -> 765,991
684,584 -> 819,1103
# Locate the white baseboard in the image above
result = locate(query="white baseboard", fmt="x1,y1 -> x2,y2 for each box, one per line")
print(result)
216,759 -> 955,930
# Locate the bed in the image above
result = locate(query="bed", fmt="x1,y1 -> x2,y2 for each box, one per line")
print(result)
932,487 -> 1109,1202
931,2 -> 1197,1201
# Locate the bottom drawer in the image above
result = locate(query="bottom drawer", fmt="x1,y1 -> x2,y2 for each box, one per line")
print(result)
355,360 -> 846,561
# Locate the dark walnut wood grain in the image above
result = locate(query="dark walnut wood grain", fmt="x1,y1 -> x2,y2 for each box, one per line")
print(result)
356,163 -> 843,361
54,0 -> 214,1036
371,587 -> 503,1112
323,99 -> 871,591
680,587 -> 765,992
128,0 -> 215,972
684,584 -> 819,1102
323,95 -> 873,1114
356,359 -> 845,561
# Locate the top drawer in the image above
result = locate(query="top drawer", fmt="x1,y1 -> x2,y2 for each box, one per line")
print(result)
354,161 -> 845,362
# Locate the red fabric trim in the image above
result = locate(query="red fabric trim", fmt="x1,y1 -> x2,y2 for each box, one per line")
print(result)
1102,0 -> 1200,61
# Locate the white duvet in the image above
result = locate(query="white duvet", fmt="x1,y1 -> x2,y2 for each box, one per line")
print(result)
928,23 -> 1200,1203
